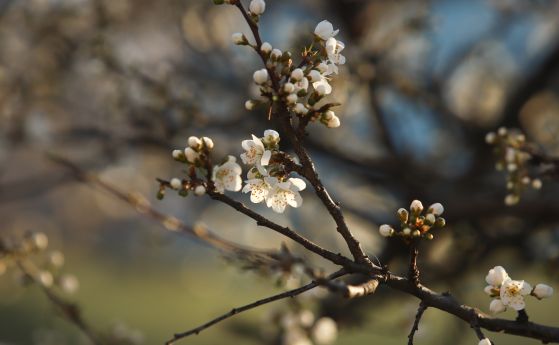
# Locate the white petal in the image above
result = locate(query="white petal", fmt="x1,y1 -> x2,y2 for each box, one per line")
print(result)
261,150 -> 272,166
289,178 -> 306,191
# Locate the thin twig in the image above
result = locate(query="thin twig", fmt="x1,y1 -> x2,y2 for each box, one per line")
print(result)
408,302 -> 428,345
165,269 -> 347,345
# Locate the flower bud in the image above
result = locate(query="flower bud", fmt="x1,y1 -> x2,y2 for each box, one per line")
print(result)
184,147 -> 199,163
410,200 -> 423,215
31,232 -> 48,251
271,49 -> 282,60
379,224 -> 394,237
283,82 -> 295,94
245,100 -> 256,110
60,274 -> 79,294
479,338 -> 492,345
504,194 -> 519,206
498,127 -> 507,136
170,178 -> 182,190
286,93 -> 298,104
489,299 -> 506,314
260,42 -> 272,54
326,114 -> 340,128
231,32 -> 247,45
532,179 -> 542,190
249,0 -> 266,15
397,208 -> 409,223
485,132 -> 496,144
194,185 -> 206,196
202,137 -> 214,150
427,203 -> 444,216
49,251 -> 65,267
311,317 -> 337,345
425,213 -> 436,225
412,229 -> 421,237
434,217 -> 446,227
187,136 -> 201,149
308,70 -> 321,83
291,68 -> 304,81
532,283 -> 553,299
263,129 -> 280,145
424,233 -> 433,240
294,103 -> 308,115
38,271 -> 53,287
172,149 -> 182,159
253,68 -> 269,84
403,228 -> 411,236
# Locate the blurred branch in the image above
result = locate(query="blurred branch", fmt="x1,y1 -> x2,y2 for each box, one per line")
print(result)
165,269 -> 347,345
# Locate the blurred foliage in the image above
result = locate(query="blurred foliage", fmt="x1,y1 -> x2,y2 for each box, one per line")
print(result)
1,0 -> 559,344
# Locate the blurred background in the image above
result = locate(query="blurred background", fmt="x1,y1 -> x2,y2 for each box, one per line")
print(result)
1,0 -> 559,344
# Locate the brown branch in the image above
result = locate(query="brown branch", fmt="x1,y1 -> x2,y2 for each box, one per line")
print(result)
408,302 -> 428,345
408,243 -> 420,287
165,269 -> 347,345
207,190 -> 359,269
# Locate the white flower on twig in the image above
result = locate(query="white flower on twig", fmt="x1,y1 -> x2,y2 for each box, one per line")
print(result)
500,279 -> 532,311
314,20 -> 339,41
266,178 -> 306,213
325,37 -> 346,74
240,135 -> 272,174
212,156 -> 242,193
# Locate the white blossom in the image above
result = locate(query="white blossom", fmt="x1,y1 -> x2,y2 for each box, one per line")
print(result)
325,37 -> 346,74
170,178 -> 182,190
485,266 -> 509,287
314,78 -> 332,96
241,134 -> 272,174
249,0 -> 266,15
311,317 -> 338,345
317,62 -> 329,74
427,203 -> 444,216
314,20 -> 339,41
232,32 -> 245,45
291,68 -> 304,81
266,178 -> 306,213
260,42 -> 272,54
532,179 -> 542,189
188,136 -> 201,149
60,274 -> 79,294
31,232 -> 49,250
253,68 -> 269,84
184,147 -> 199,163
308,70 -> 322,83
243,175 -> 274,203
379,224 -> 394,237
326,114 -> 340,128
38,271 -> 54,287
478,338 -> 492,345
489,299 -> 506,314
500,279 -> 532,311
533,283 -> 553,299
212,156 -> 242,193
202,136 -> 214,149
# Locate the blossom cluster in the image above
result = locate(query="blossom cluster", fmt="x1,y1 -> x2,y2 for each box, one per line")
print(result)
0,232 -> 79,294
486,127 -> 542,206
238,19 -> 344,129
484,266 -> 553,314
241,130 -> 306,213
164,131 -> 306,213
378,200 -> 446,240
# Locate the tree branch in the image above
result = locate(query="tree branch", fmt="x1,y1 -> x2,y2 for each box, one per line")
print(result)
165,269 -> 347,345
408,302 -> 428,345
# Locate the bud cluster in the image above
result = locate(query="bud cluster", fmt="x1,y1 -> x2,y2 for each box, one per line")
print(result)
0,232 -> 79,294
379,200 -> 446,241
484,266 -> 553,314
486,127 -> 542,206
241,20 -> 345,129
